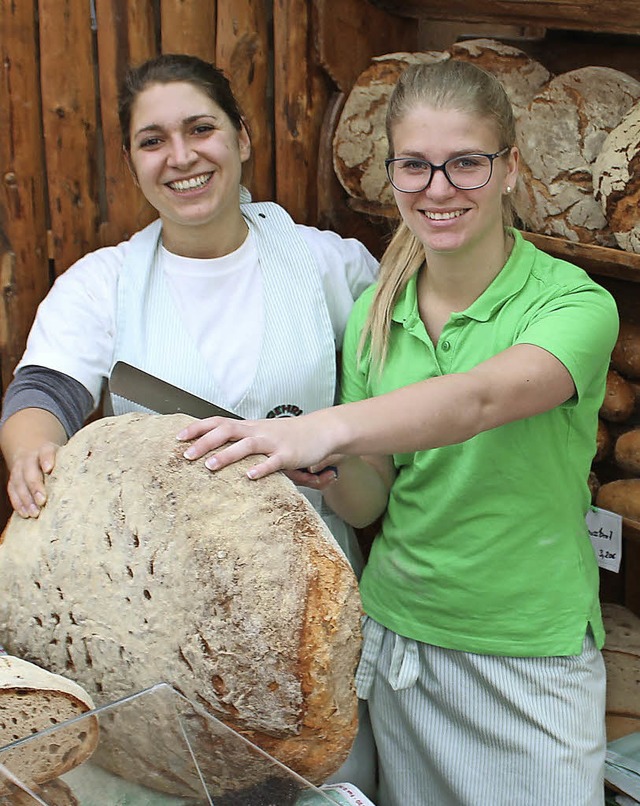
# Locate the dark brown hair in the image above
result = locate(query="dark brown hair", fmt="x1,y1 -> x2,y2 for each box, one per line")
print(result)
118,53 -> 245,152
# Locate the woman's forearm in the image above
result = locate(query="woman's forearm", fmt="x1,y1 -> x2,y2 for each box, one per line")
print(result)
323,455 -> 394,529
1,408 -> 68,470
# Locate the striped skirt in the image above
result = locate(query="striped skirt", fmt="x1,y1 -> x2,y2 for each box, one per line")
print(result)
356,617 -> 606,806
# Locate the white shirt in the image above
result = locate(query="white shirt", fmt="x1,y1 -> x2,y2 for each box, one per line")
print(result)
18,224 -> 378,408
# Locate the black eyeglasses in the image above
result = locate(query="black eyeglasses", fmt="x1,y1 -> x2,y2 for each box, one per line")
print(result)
385,147 -> 510,193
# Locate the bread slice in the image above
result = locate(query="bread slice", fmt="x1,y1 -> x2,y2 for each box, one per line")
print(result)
0,656 -> 98,794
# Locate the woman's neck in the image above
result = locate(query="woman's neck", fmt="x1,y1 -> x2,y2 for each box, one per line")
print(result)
160,214 -> 249,259
422,229 -> 513,310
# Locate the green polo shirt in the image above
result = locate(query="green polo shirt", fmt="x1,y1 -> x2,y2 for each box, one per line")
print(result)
341,230 -> 619,656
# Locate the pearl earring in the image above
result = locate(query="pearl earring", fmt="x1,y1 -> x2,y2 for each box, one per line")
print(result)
506,186 -> 512,194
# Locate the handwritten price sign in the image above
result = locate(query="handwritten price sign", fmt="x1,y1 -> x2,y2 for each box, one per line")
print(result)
586,507 -> 622,573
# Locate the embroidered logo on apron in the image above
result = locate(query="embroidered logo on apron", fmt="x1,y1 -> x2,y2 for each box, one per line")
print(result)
266,403 -> 303,418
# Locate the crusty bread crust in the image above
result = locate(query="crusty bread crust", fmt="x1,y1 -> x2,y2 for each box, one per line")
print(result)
593,101 -> 640,253
333,51 -> 449,205
515,66 -> 640,244
0,413 -> 361,789
449,38 -> 551,120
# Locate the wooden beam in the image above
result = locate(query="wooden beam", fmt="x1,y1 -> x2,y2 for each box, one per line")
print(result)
95,0 -> 157,246
273,0 -> 330,223
0,0 -> 49,382
368,0 -> 640,35
39,0 -> 102,274
160,0 -> 217,61
316,0 -> 418,93
216,0 -> 274,202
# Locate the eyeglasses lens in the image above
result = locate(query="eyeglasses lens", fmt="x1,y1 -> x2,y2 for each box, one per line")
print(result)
388,155 -> 493,192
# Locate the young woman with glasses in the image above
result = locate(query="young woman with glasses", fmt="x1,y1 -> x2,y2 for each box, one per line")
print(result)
179,59 -> 619,805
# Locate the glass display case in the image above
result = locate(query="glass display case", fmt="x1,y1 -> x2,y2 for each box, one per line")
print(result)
0,683 -> 355,805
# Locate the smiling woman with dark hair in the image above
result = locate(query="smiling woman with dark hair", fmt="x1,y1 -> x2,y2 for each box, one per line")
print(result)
0,52 -> 380,797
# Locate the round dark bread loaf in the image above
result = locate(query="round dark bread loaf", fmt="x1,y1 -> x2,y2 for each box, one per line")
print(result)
593,101 -> 640,253
449,38 -> 551,121
332,51 -> 449,206
0,656 -> 97,795
0,413 -> 361,792
515,66 -> 640,244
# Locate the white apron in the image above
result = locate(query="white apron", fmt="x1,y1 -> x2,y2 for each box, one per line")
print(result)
110,202 -> 364,576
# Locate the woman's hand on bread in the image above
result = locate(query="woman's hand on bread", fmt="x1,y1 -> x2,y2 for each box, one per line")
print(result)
7,442 -> 59,518
0,409 -> 68,518
178,412 -> 341,480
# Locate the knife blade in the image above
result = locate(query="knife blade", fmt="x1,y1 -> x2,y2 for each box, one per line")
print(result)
109,361 -> 337,477
108,361 -> 243,420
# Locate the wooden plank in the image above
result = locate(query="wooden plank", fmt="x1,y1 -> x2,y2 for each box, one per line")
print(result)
160,0 -> 216,61
624,539 -> 640,616
0,0 -> 49,386
216,0 -> 274,202
39,0 -> 101,275
368,0 -> 640,35
273,0 -> 330,223
95,0 -> 158,246
316,0 -> 418,93
521,232 -> 640,284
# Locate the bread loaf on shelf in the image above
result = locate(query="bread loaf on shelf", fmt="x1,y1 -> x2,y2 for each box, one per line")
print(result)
601,603 -> 640,741
593,101 -> 640,254
596,478 -> 640,522
0,413 -> 362,790
600,369 -> 636,423
0,656 -> 97,795
614,428 -> 640,474
333,51 -> 449,206
513,66 -> 640,245
448,38 -> 551,120
611,321 -> 640,379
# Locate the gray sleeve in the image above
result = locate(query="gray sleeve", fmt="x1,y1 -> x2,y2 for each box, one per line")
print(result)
1,366 -> 95,438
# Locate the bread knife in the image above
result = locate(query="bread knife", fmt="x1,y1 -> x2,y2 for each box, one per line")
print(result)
108,361 -> 336,476
108,361 -> 243,420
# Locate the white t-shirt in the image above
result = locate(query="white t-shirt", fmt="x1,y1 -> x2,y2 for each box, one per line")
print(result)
18,224 -> 378,408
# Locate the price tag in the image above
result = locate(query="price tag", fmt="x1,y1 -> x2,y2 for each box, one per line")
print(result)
586,507 -> 622,573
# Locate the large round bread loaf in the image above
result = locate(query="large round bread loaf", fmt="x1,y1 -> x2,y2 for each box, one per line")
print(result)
593,101 -> 640,254
0,413 -> 362,792
332,51 -> 449,206
0,656 -> 97,794
449,38 -> 551,121
515,66 -> 640,244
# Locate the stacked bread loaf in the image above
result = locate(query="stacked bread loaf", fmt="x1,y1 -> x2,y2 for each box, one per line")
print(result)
0,413 -> 362,796
332,39 -> 640,253
593,321 -> 640,519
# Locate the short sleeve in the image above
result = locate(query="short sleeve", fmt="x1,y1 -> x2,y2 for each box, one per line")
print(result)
514,280 -> 619,400
297,226 -> 379,346
339,288 -> 376,405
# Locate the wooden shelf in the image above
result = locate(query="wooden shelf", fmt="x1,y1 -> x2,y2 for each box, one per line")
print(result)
623,518 -> 640,545
345,198 -> 640,284
520,233 -> 640,284
367,0 -> 640,35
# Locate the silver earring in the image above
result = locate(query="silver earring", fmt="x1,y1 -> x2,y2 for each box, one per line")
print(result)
506,186 -> 512,194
